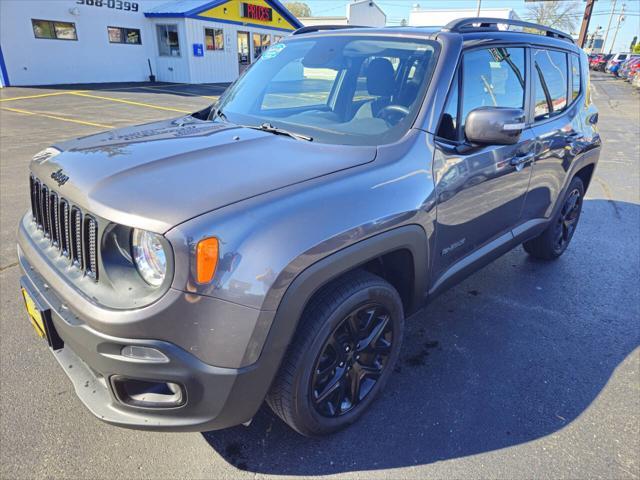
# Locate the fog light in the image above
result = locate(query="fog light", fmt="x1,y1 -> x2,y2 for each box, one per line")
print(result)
111,377 -> 185,408
121,345 -> 169,363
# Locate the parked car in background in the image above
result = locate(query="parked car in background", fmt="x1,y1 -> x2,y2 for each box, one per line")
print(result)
618,57 -> 640,79
593,53 -> 613,71
605,52 -> 631,73
588,54 -> 602,69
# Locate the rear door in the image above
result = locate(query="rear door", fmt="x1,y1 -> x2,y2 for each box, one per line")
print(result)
520,47 -> 586,221
431,46 -> 535,279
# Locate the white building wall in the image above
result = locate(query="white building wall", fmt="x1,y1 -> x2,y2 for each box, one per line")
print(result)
0,0 -> 168,86
183,18 -> 290,84
298,17 -> 348,27
186,18 -> 238,84
408,8 -> 519,27
347,0 -> 386,27
147,17 -> 192,84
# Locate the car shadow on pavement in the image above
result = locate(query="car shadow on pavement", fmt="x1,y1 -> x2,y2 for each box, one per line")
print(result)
202,199 -> 639,475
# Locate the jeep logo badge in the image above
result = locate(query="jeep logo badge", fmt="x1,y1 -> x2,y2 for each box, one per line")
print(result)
50,169 -> 69,187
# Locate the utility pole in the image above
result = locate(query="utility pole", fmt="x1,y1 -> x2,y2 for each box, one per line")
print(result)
476,0 -> 482,17
608,3 -> 626,54
602,0 -> 618,54
578,0 -> 597,48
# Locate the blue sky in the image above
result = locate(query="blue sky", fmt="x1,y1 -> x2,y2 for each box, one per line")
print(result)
300,0 -> 640,52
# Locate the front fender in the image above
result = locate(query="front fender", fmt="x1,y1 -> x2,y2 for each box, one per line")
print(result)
218,224 -> 429,415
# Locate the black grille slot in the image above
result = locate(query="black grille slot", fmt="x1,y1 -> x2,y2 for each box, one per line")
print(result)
28,176 -> 100,281
70,207 -> 83,269
34,179 -> 43,229
41,185 -> 50,238
59,199 -> 70,257
50,192 -> 59,247
29,176 -> 38,222
84,216 -> 99,280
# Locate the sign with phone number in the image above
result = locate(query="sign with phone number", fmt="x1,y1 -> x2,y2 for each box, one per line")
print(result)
76,0 -> 139,12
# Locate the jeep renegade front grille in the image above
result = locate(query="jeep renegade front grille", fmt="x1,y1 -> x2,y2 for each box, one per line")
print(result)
29,175 -> 99,281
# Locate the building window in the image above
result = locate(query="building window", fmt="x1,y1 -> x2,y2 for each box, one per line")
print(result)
253,33 -> 271,59
32,19 -> 77,40
156,24 -> 180,57
108,27 -> 141,45
205,28 -> 224,51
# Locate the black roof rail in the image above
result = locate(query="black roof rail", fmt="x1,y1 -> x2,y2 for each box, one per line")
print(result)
292,25 -> 370,35
443,17 -> 574,43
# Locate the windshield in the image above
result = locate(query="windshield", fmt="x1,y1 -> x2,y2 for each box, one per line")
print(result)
210,35 -> 438,145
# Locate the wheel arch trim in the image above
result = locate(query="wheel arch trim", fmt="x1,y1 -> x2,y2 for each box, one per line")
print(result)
242,225 -> 429,412
266,224 -> 428,351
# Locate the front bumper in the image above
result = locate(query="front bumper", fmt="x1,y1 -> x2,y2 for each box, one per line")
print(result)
19,267 -> 275,432
16,232 -> 287,432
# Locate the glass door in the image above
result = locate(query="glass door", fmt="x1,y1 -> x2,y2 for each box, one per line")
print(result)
252,33 -> 271,60
237,31 -> 250,74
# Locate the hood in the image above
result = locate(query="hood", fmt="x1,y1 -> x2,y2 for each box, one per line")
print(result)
30,117 -> 376,232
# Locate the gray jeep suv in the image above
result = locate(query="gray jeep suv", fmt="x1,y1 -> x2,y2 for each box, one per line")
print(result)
18,18 -> 601,436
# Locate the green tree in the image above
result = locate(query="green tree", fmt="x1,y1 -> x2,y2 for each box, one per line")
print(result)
284,1 -> 312,18
633,44 -> 640,54
525,1 -> 580,34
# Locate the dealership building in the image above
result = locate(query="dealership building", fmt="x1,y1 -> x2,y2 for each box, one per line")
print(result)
0,0 -> 302,87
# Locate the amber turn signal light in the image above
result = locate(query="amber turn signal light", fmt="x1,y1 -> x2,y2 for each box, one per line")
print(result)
196,237 -> 219,284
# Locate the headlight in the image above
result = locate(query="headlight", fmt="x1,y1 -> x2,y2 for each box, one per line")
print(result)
132,229 -> 167,287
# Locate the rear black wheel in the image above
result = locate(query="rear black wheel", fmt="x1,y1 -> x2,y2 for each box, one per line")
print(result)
523,176 -> 585,260
267,270 -> 404,436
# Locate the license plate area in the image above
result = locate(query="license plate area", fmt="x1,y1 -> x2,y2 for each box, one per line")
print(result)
20,279 -> 64,350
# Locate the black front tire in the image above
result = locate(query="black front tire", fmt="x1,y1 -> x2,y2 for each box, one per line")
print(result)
523,176 -> 585,260
266,270 -> 404,436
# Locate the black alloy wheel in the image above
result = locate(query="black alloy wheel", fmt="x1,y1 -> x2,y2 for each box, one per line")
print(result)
553,187 -> 582,254
310,303 -> 393,417
523,176 -> 585,260
266,270 -> 404,436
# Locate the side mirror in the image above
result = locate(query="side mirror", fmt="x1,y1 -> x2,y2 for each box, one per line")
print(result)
464,107 -> 526,145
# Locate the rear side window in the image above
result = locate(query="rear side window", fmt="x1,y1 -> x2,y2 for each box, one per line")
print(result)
460,47 -> 526,132
571,54 -> 581,101
533,49 -> 568,120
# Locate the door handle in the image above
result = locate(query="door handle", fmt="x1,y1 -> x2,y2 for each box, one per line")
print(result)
509,151 -> 536,167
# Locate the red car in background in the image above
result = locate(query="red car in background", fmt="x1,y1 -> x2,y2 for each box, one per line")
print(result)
591,53 -> 613,71
622,58 -> 640,82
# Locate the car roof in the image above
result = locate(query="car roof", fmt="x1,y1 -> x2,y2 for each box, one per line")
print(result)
292,18 -> 580,53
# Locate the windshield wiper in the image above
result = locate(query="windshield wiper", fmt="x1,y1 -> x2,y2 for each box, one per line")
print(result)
245,122 -> 313,142
211,107 -> 228,122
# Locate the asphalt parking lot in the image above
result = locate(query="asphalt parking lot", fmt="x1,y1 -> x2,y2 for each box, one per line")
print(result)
1,73 -> 638,479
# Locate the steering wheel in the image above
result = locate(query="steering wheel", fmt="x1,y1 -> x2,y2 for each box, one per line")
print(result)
378,104 -> 411,125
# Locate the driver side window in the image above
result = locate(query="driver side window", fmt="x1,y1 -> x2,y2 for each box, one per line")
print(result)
437,47 -> 526,141
461,47 -> 526,131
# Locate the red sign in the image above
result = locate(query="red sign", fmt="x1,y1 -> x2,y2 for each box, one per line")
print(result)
240,3 -> 273,22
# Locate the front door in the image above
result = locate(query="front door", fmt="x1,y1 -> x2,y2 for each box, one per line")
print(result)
431,46 -> 535,281
237,31 -> 250,75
